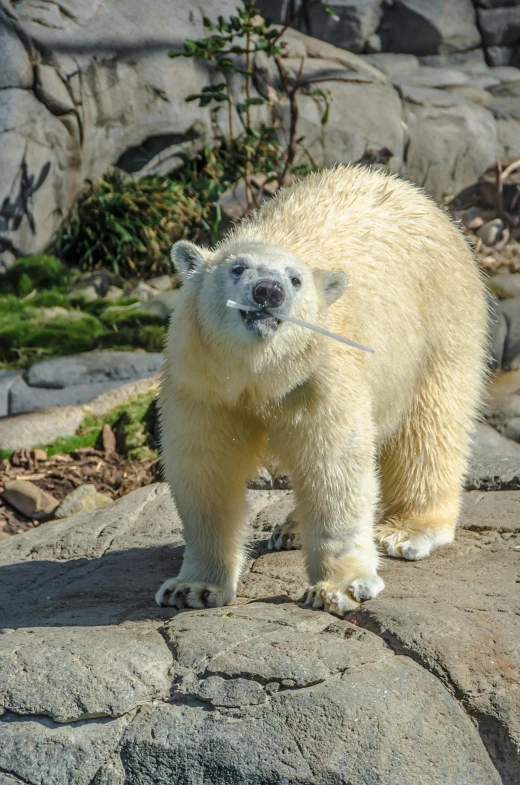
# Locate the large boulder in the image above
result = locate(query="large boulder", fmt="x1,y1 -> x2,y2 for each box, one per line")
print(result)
277,79 -> 405,171
0,481 -> 518,783
0,0 -> 235,270
401,84 -> 499,199
377,0 -> 481,56
6,351 -> 163,416
477,5 -> 520,48
259,0 -> 384,54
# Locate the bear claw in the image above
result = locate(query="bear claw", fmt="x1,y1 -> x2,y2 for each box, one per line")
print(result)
155,580 -> 231,610
268,519 -> 301,551
302,574 -> 384,617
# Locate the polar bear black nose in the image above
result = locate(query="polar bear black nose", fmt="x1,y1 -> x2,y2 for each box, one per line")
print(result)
252,279 -> 285,308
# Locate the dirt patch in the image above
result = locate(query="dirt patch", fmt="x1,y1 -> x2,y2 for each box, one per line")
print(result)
0,448 -> 160,535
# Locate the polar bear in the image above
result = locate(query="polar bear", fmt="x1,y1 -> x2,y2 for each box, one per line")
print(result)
156,165 -> 488,616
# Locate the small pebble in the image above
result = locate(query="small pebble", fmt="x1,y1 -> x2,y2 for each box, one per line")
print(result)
477,219 -> 504,247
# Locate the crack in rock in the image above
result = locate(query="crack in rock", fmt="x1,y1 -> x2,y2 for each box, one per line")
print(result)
352,610 -> 515,785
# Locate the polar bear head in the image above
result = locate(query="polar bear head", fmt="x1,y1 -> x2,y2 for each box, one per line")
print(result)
171,238 -> 347,358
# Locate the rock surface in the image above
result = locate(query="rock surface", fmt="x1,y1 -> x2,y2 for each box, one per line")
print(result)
466,422 -> 520,489
0,479 -> 58,521
0,482 -> 518,784
54,484 -> 113,518
4,351 -> 162,418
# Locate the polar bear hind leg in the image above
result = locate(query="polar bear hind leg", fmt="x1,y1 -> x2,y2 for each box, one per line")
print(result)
376,360 -> 483,561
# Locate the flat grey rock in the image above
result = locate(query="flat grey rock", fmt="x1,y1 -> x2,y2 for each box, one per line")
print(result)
403,88 -> 499,200
393,66 -> 470,88
292,80 -> 406,173
0,18 -> 33,90
8,376 -> 139,416
497,116 -> 520,158
25,352 -> 163,390
0,376 -> 160,450
0,483 -> 518,783
6,352 -> 163,416
0,625 -> 171,722
488,271 -> 520,299
0,712 -> 130,785
360,52 -> 421,77
0,371 -> 21,418
0,405 -> 86,450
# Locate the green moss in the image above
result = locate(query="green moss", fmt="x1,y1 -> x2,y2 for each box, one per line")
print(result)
0,284 -> 166,369
32,388 -> 160,460
17,273 -> 34,298
113,392 -> 158,459
81,298 -> 139,318
0,314 -> 105,364
2,255 -> 73,296
0,296 -> 25,316
42,431 -> 101,457
31,291 -> 74,309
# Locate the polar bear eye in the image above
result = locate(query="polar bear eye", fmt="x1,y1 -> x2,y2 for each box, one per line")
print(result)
291,277 -> 301,287
233,265 -> 245,276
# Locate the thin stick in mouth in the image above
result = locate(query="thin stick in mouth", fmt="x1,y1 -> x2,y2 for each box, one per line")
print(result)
226,300 -> 375,354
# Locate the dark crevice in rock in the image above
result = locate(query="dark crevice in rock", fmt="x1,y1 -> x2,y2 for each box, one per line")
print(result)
464,523 -> 519,533
156,622 -> 181,686
204,667 -> 331,691
471,1 -> 491,66
115,130 -> 200,174
86,708 -> 141,785
0,2 -> 19,23
1,706 -> 126,727
54,2 -> 77,23
168,684 -> 217,712
466,477 -> 520,491
351,610 -> 516,785
0,764 -> 34,785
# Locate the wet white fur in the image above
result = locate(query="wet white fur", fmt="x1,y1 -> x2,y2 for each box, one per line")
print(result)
156,165 -> 488,615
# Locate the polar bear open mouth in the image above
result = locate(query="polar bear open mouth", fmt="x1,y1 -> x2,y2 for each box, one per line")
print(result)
240,308 -> 281,334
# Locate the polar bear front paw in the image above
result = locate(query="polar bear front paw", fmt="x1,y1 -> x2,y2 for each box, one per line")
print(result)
268,518 -> 301,551
303,573 -> 384,617
155,579 -> 232,609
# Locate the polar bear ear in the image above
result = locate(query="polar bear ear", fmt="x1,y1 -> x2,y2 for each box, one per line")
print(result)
171,241 -> 207,281
314,270 -> 348,306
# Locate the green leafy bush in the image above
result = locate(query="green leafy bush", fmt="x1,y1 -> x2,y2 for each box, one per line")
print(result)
56,169 -> 206,278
